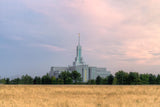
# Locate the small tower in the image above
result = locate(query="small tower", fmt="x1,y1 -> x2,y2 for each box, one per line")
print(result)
73,33 -> 84,66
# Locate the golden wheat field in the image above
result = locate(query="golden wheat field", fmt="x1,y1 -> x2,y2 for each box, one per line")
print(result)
0,85 -> 160,107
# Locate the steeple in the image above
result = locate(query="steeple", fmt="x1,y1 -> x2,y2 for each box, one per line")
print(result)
73,33 -> 84,66
78,33 -> 80,46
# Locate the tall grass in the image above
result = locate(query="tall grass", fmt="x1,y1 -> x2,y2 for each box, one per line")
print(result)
0,85 -> 160,107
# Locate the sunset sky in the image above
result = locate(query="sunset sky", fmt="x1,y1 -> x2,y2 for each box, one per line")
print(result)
0,0 -> 160,78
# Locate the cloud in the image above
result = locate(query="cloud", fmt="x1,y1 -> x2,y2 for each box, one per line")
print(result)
17,0 -> 160,62
31,43 -> 66,52
1,0 -> 160,76
148,51 -> 160,56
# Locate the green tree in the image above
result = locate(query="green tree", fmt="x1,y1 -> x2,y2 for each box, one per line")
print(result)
5,78 -> 10,84
108,74 -> 114,85
10,78 -> 20,84
128,72 -> 141,85
149,74 -> 156,84
41,73 -> 51,84
115,70 -> 128,85
96,76 -> 102,85
20,74 -> 33,84
102,77 -> 108,84
51,76 -> 57,84
112,78 -> 117,85
140,74 -> 149,84
156,74 -> 160,84
59,71 -> 73,84
33,76 -> 41,84
0,78 -> 6,84
57,78 -> 64,84
65,77 -> 73,84
71,71 -> 81,84
87,79 -> 96,84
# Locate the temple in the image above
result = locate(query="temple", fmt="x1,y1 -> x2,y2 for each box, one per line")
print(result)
73,33 -> 84,66
49,34 -> 110,82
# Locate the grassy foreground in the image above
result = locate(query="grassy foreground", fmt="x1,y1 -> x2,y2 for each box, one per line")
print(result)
0,85 -> 160,107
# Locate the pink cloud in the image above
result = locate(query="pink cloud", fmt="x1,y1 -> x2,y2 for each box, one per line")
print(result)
20,0 -> 160,73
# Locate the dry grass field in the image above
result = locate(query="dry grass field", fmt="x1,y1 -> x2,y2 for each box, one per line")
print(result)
0,85 -> 160,107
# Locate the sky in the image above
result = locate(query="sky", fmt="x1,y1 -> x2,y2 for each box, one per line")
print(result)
0,0 -> 160,78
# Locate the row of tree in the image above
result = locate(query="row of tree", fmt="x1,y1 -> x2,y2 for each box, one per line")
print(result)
114,71 -> 160,85
1,70 -> 160,85
88,71 -> 160,85
0,71 -> 81,84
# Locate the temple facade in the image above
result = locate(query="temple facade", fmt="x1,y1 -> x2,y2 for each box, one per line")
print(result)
49,34 -> 110,82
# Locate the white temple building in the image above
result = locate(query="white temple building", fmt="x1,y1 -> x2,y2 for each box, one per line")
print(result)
49,34 -> 110,82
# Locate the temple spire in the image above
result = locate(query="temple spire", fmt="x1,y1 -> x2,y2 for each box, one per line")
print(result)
78,33 -> 80,45
73,33 -> 84,66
